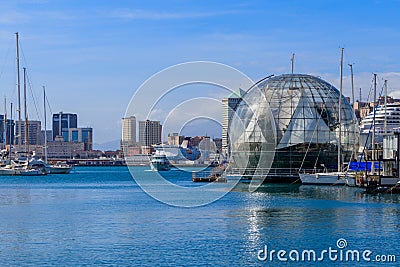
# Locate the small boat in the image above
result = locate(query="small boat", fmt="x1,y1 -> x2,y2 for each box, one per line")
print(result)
299,172 -> 356,186
192,173 -> 227,183
48,162 -> 73,174
150,153 -> 170,171
29,157 -> 73,174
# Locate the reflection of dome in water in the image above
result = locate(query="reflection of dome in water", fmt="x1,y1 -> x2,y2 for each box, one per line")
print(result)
230,74 -> 358,182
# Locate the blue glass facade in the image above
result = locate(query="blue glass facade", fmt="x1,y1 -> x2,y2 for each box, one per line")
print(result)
71,130 -> 79,142
52,112 -> 77,140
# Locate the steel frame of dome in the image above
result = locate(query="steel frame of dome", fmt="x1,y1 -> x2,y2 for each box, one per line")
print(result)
229,74 -> 359,182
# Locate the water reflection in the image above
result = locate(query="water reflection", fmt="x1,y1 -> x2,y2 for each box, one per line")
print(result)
232,183 -> 400,265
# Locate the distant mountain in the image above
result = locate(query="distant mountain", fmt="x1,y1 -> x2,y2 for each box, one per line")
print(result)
93,139 -> 120,151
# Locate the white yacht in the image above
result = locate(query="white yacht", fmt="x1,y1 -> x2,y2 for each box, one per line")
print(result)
150,153 -> 171,171
0,160 -> 47,176
29,157 -> 73,174
299,172 -> 356,186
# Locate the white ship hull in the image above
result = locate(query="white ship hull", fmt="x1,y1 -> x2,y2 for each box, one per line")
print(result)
47,165 -> 73,174
300,172 -> 356,186
150,154 -> 171,171
150,162 -> 170,171
0,167 -> 46,176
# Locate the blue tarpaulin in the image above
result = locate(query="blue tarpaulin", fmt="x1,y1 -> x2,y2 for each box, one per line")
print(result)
349,161 -> 383,171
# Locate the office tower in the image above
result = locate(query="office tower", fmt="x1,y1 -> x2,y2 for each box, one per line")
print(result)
15,120 -> 41,145
68,127 -> 93,151
121,116 -> 137,145
52,112 -> 77,140
139,120 -> 162,147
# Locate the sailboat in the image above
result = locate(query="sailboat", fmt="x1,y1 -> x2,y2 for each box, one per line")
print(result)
27,86 -> 73,174
0,33 -> 47,176
299,48 -> 356,186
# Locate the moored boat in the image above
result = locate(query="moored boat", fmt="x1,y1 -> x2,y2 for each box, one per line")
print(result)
150,153 -> 170,171
299,172 -> 356,186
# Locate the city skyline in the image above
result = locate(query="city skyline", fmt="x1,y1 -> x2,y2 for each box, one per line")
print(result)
0,1 -> 399,150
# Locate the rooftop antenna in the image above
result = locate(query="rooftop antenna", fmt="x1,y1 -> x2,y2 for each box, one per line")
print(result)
359,88 -> 362,103
291,53 -> 295,74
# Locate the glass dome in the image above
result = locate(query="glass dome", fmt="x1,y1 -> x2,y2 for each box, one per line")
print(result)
229,74 -> 359,182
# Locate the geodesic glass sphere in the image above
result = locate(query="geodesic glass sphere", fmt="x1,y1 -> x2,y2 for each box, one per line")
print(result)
229,74 -> 359,181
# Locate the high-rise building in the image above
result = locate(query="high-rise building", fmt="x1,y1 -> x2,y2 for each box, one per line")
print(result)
52,112 -> 78,140
15,120 -> 41,145
0,115 -> 14,146
222,89 -> 244,155
139,120 -> 162,147
122,116 -> 137,145
68,127 -> 93,150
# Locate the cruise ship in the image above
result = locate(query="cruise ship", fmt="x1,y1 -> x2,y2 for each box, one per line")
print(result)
360,103 -> 400,134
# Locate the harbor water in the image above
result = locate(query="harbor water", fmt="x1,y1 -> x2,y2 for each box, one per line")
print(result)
0,166 -> 399,266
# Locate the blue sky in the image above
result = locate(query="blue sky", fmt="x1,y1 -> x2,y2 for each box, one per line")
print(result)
0,0 -> 399,149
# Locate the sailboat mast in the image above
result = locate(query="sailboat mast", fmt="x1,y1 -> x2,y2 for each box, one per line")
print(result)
10,102 -> 13,157
15,32 -> 21,148
23,67 -> 29,154
338,47 -> 344,172
349,64 -> 355,108
384,80 -> 388,134
371,73 -> 377,174
3,96 -> 6,148
291,53 -> 295,74
43,86 -> 47,163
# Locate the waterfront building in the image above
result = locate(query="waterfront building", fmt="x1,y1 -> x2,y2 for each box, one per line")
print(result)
230,74 -> 358,182
222,89 -> 245,156
167,133 -> 184,146
15,120 -> 41,145
0,115 -> 14,146
139,120 -> 162,147
68,127 -> 93,150
122,116 -> 137,145
353,101 -> 371,121
47,135 -> 84,159
140,145 -> 153,155
52,112 -> 78,140
121,116 -> 137,155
